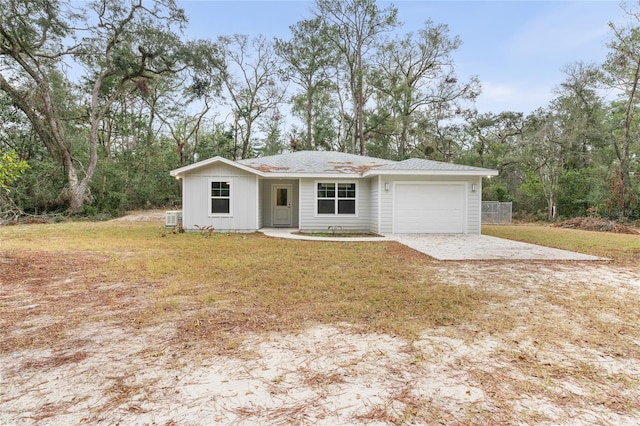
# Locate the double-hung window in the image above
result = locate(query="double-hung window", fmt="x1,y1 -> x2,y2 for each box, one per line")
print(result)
210,180 -> 231,215
317,182 -> 356,215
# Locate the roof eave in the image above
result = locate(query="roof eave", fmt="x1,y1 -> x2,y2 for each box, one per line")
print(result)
364,169 -> 499,177
263,172 -> 363,179
170,156 -> 266,178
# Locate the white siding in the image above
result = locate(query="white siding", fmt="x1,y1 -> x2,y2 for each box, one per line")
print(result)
469,177 -> 482,234
379,175 -> 482,235
182,163 -> 258,232
379,178 -> 394,234
256,175 -> 263,229
299,178 -> 373,233
370,177 -> 380,233
179,161 -> 483,234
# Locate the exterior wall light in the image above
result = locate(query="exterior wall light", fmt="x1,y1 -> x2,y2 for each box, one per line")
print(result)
385,182 -> 390,191
471,183 -> 477,192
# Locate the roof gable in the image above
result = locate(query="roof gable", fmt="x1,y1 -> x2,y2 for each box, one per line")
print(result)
169,156 -> 265,178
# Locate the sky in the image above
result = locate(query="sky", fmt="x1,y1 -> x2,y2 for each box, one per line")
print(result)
179,0 -> 632,116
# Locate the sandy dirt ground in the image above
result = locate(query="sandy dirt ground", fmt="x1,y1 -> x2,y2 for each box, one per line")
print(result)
1,215 -> 639,425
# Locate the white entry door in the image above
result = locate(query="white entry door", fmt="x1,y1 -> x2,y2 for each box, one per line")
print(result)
272,184 -> 292,226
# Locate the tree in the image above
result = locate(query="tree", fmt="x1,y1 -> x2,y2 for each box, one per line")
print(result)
601,101 -> 640,217
554,62 -> 604,169
0,149 -> 30,221
521,109 -> 567,221
194,122 -> 236,160
275,17 -> 337,150
0,1 -> 77,209
550,63 -> 606,217
602,5 -> 640,216
461,111 -> 525,206
0,91 -> 33,155
463,111 -> 524,169
315,0 -> 398,155
217,34 -> 285,160
89,35 -> 222,213
258,108 -> 286,156
0,150 -> 29,191
0,0 -> 193,213
153,39 -> 223,166
371,21 -> 480,158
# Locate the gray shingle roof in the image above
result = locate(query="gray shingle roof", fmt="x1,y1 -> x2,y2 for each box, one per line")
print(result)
376,158 -> 494,172
237,151 -> 495,175
238,151 -> 395,174
171,150 -> 498,177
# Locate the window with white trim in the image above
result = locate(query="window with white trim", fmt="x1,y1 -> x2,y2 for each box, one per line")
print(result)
210,180 -> 231,215
317,182 -> 356,215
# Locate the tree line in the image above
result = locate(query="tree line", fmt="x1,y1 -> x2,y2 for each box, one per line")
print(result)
0,0 -> 638,221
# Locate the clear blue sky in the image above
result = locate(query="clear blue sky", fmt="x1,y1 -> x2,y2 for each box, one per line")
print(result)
179,0 -> 630,115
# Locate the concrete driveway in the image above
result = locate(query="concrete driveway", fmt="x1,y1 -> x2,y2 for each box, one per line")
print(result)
389,234 -> 606,261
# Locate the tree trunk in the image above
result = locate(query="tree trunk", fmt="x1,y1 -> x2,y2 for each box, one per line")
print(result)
306,88 -> 313,149
0,72 -> 93,214
68,180 -> 89,213
357,92 -> 365,155
356,52 -> 365,156
617,56 -> 640,216
242,117 -> 252,159
305,75 -> 316,150
62,144 -> 89,213
547,193 -> 556,222
350,73 -> 358,155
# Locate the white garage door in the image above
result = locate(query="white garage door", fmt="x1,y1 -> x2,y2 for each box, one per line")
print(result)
394,183 -> 465,233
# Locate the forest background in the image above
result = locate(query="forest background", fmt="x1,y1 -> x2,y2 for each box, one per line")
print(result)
1,0 -> 639,222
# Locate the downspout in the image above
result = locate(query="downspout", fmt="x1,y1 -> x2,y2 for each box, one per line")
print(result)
255,175 -> 260,230
477,177 -> 482,235
377,175 -> 382,235
298,178 -> 303,231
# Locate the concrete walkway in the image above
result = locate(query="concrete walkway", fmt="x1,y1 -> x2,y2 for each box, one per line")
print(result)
260,228 -> 606,261
259,228 -> 387,242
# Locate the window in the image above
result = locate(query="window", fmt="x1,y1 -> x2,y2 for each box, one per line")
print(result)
317,182 -> 356,215
317,183 -> 335,214
210,180 -> 231,215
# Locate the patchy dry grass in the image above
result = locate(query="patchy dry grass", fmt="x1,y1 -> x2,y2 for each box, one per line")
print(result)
1,221 -> 501,349
1,218 -> 640,424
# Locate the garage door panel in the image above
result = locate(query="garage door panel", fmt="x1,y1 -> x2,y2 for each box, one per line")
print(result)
394,183 -> 465,234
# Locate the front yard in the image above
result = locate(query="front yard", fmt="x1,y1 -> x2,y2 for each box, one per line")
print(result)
1,217 -> 639,424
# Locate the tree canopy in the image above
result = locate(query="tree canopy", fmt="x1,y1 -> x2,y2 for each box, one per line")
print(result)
0,0 -> 638,221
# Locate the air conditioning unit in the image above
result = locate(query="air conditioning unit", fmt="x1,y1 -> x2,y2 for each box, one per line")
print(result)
165,210 -> 182,227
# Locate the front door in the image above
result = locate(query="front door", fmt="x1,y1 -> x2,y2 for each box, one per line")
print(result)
272,184 -> 292,226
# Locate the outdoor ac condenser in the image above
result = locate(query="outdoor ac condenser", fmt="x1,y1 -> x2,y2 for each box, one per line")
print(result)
165,210 -> 182,227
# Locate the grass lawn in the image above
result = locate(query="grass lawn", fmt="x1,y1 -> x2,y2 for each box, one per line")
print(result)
0,220 -> 493,342
1,218 -> 639,424
483,224 -> 640,264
